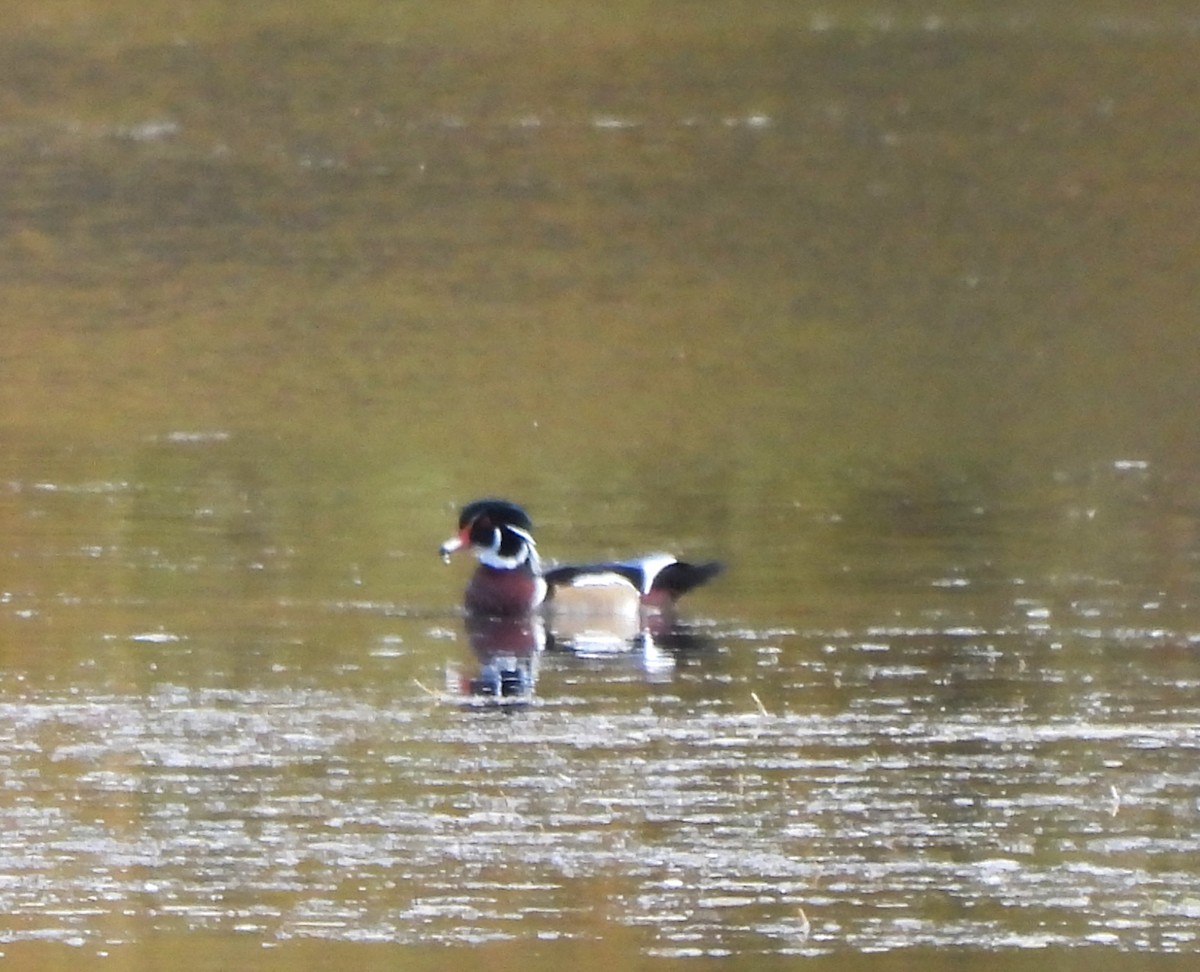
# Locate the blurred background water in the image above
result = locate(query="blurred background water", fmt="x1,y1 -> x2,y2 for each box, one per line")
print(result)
1,1 -> 1199,968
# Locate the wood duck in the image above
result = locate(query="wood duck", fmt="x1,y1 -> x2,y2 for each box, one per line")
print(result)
439,497 -> 722,618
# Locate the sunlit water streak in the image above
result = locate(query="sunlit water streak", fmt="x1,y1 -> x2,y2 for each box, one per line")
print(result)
1,618 -> 1197,956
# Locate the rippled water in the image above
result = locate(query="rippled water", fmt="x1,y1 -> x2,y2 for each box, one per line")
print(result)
5,641 -> 1200,957
2,454 -> 1199,963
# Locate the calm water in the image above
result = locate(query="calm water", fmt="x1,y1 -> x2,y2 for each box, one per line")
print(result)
3,2 -> 1200,969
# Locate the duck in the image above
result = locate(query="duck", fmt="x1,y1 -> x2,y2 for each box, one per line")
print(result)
438,497 -> 722,618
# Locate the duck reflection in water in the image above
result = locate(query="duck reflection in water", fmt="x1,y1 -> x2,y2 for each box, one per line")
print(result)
449,606 -> 721,706
448,614 -> 544,706
439,498 -> 722,704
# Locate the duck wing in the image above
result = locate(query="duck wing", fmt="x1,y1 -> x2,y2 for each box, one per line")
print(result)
545,555 -> 722,601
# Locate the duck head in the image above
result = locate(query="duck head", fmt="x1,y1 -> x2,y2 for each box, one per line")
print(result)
439,498 -> 540,570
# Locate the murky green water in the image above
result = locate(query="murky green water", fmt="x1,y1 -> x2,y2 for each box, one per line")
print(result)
2,1 -> 1199,968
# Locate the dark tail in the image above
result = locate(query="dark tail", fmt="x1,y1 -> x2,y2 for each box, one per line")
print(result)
650,560 -> 723,600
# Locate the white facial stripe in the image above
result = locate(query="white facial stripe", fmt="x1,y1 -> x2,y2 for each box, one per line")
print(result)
479,547 -> 526,569
476,527 -> 540,571
508,526 -> 535,546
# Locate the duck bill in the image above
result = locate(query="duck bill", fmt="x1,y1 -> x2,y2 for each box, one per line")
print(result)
439,528 -> 470,562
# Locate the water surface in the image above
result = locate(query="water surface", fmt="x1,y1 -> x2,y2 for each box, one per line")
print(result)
2,1 -> 1199,968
